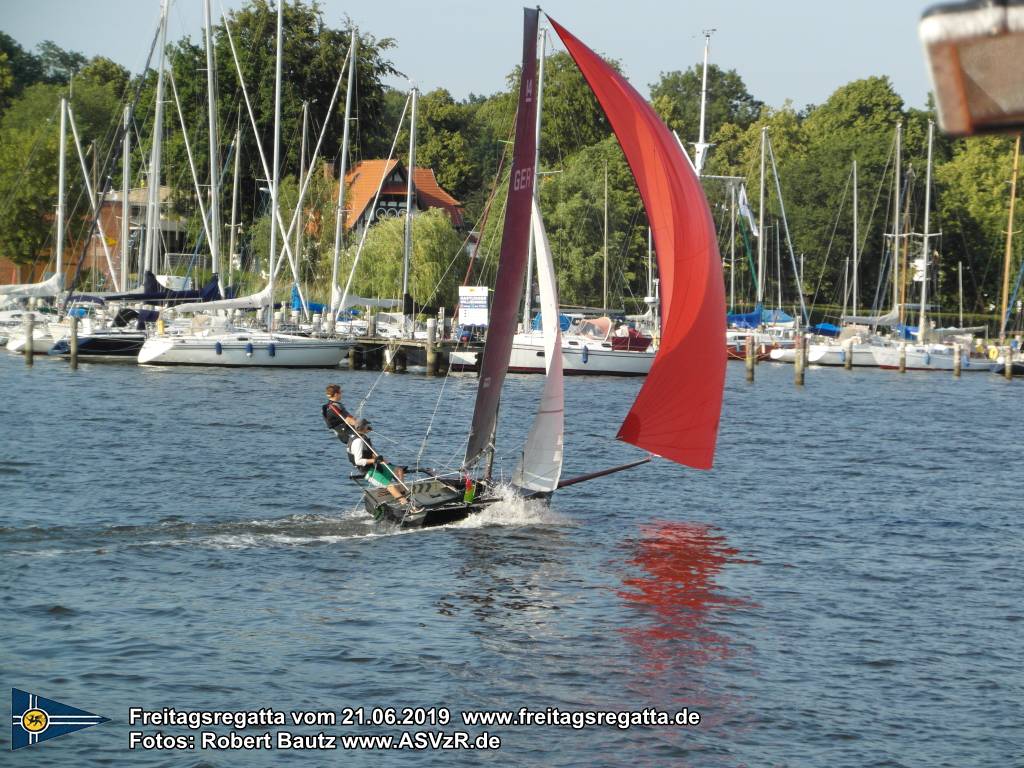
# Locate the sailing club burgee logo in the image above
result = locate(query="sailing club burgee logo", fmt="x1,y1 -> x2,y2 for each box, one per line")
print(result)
11,689 -> 109,750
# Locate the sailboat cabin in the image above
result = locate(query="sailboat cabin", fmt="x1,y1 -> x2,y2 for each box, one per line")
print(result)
340,159 -> 464,237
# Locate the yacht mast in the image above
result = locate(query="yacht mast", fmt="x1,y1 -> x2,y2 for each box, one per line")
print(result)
757,126 -> 766,307
328,29 -> 357,333
120,106 -> 130,291
228,123 -> 241,293
918,119 -> 934,341
1000,135 -> 1020,343
852,157 -> 858,316
892,122 -> 902,313
603,160 -> 609,310
693,29 -> 714,176
56,97 -> 67,286
267,0 -> 283,332
402,86 -> 418,325
522,25 -> 547,332
204,0 -> 222,293
144,0 -> 169,280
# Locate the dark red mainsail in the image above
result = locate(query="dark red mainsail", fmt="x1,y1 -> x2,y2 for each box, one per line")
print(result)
549,17 -> 726,469
464,8 -> 540,469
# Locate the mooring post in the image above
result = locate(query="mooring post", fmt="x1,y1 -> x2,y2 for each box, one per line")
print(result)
70,315 -> 79,370
425,318 -> 437,376
383,343 -> 396,373
953,342 -> 961,378
1006,347 -> 1014,380
348,345 -> 357,370
794,333 -> 805,386
844,338 -> 853,370
24,313 -> 34,366
745,334 -> 755,382
898,342 -> 907,373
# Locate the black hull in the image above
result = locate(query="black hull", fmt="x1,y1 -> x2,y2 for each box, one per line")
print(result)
359,477 -> 504,528
50,334 -> 146,359
990,362 -> 1024,376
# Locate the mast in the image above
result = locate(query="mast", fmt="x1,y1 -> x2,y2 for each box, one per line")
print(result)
918,119 -> 934,341
228,123 -> 241,294
757,126 -> 766,307
296,100 -> 309,314
267,0 -> 283,333
144,0 -> 169,280
729,183 -> 736,311
120,106 -> 130,291
852,157 -> 858,316
328,29 -> 357,333
464,7 -> 539,472
522,24 -> 547,333
1000,135 -> 1021,343
693,29 -> 714,176
56,96 -> 67,286
892,121 -> 902,313
603,160 -> 608,310
204,0 -> 222,293
402,86 -> 418,325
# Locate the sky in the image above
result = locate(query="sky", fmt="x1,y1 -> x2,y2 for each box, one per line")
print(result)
4,0 -> 934,112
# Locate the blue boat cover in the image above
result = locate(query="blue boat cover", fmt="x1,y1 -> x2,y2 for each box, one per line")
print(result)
810,322 -> 840,337
726,303 -> 763,328
531,312 -> 572,331
291,285 -> 326,313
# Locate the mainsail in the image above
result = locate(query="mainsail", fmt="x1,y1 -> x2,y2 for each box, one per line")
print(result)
0,273 -> 63,298
550,18 -> 726,470
464,7 -> 540,470
513,200 -> 564,492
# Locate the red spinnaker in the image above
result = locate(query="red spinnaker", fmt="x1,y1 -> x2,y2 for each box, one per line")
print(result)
549,18 -> 726,469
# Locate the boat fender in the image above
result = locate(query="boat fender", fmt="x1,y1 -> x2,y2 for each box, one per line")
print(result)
582,345 -> 589,364
215,341 -> 223,355
268,343 -> 276,358
245,342 -> 254,357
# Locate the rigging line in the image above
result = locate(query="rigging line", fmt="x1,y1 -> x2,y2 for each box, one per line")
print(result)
807,163 -> 852,318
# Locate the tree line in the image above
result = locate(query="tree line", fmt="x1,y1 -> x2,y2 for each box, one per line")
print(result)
0,1 -> 1019,319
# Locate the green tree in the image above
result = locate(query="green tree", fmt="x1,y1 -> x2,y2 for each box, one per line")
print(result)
336,208 -> 465,307
36,40 -> 86,84
650,64 -> 761,145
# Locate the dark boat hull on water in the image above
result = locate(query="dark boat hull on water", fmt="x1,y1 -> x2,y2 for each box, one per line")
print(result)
362,478 -> 505,528
49,331 -> 147,359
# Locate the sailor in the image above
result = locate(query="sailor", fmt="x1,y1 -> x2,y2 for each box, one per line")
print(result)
322,383 -> 357,441
348,419 -> 410,504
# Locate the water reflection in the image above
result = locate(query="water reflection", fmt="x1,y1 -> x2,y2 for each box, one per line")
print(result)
618,521 -> 755,682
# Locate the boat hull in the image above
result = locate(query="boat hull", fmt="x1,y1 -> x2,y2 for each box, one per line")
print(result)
49,331 -> 146,360
138,333 -> 349,367
362,478 -> 501,528
451,337 -> 654,376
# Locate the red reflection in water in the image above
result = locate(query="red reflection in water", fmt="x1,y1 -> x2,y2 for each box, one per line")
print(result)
618,521 -> 756,672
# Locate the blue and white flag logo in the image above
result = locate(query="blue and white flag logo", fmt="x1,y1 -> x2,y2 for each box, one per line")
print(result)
11,689 -> 109,750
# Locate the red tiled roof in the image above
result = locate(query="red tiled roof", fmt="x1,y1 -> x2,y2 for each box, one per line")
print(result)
343,160 -> 463,230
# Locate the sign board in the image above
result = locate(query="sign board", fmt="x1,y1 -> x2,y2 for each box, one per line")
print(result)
459,286 -> 489,326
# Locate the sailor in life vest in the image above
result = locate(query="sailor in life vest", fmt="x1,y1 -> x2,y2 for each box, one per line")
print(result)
322,383 -> 357,440
347,419 -> 411,504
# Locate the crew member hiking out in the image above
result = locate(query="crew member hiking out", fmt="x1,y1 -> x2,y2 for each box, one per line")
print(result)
322,383 -> 357,441
348,419 -> 412,506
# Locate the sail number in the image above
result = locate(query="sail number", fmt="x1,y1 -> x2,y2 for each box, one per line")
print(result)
513,166 -> 533,192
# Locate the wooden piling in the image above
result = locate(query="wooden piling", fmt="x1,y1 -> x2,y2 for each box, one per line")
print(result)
744,335 -> 754,382
383,343 -> 396,373
953,342 -> 961,378
70,315 -> 79,370
348,346 -> 357,370
24,313 -> 34,366
794,333 -> 805,386
844,338 -> 853,370
898,342 -> 907,373
1006,347 -> 1013,380
425,319 -> 437,376
366,316 -> 376,339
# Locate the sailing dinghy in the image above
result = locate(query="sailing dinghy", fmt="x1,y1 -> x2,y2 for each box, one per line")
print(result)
359,8 -> 725,527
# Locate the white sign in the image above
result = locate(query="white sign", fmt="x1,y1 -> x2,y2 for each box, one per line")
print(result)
459,286 -> 489,326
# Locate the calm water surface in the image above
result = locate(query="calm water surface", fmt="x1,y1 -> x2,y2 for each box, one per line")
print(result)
1,352 -> 1021,766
